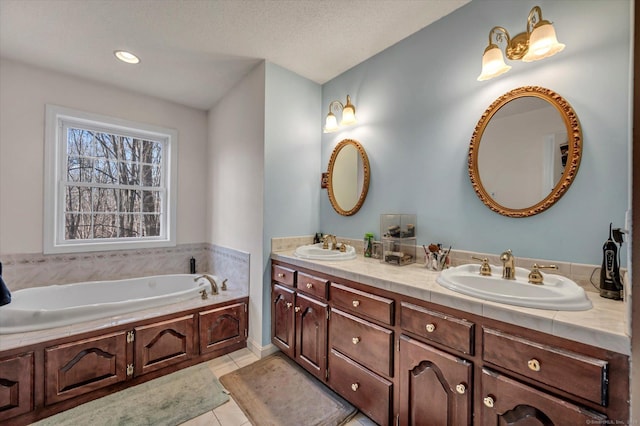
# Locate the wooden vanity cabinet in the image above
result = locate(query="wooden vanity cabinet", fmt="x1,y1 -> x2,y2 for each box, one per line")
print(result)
271,265 -> 329,381
271,260 -> 630,425
398,335 -> 472,426
0,352 -> 34,421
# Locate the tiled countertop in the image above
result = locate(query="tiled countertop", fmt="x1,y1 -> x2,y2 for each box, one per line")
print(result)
272,250 -> 630,355
0,286 -> 248,353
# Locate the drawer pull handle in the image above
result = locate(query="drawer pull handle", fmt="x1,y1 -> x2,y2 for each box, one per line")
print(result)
352,337 -> 361,345
294,306 -> 301,313
351,383 -> 359,392
277,273 -> 285,278
306,283 -> 313,289
455,383 -> 466,394
528,359 -> 541,372
483,396 -> 495,408
286,302 -> 293,309
352,300 -> 360,308
426,323 -> 436,333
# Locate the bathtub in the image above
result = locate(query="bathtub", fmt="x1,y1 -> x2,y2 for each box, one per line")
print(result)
0,274 -> 217,334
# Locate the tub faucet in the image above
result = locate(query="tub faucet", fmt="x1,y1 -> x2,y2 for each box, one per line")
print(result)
194,274 -> 219,295
500,250 -> 516,280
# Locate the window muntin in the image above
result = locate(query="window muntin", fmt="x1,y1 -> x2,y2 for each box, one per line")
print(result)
44,105 -> 177,253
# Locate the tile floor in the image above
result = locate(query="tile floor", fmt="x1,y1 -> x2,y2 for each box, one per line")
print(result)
182,348 -> 377,426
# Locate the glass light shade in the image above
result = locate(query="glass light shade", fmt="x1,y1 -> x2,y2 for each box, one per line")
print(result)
340,106 -> 356,126
522,21 -> 565,62
114,50 -> 140,64
324,112 -> 339,133
477,44 -> 512,81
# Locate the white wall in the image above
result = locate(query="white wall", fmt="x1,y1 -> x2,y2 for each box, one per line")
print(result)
0,58 -> 208,254
207,62 -> 266,351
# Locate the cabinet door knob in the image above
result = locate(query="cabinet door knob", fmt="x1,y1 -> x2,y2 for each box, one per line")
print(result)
425,323 -> 436,333
483,396 -> 495,408
294,306 -> 301,313
352,337 -> 361,345
455,383 -> 466,394
277,273 -> 285,278
351,383 -> 359,392
527,359 -> 541,372
306,283 -> 313,289
286,302 -> 292,309
352,300 -> 360,307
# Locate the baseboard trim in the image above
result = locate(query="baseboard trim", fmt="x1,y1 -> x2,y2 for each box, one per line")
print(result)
246,339 -> 279,359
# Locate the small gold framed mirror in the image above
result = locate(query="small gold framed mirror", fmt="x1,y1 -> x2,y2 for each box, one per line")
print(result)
327,139 -> 370,216
469,86 -> 582,217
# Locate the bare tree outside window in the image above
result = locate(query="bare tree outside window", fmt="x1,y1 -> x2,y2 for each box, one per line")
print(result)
64,127 -> 163,241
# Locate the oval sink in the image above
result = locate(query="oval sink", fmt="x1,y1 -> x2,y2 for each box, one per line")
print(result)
436,264 -> 592,311
294,243 -> 357,261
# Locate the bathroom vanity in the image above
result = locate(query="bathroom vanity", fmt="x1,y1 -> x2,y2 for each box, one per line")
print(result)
0,293 -> 248,425
271,252 -> 629,425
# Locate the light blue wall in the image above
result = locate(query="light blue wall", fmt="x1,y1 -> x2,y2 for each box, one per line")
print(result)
320,0 -> 631,266
263,62 -> 322,345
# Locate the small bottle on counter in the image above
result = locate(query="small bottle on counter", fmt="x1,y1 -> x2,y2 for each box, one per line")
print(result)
190,257 -> 196,274
364,233 -> 374,257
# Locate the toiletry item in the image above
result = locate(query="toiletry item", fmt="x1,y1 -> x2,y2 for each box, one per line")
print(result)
364,233 -> 374,257
600,223 -> 623,300
314,233 -> 323,244
0,262 -> 11,306
190,257 -> 196,274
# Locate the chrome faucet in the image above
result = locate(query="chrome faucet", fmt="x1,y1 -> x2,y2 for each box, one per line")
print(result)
194,274 -> 219,295
500,250 -> 515,280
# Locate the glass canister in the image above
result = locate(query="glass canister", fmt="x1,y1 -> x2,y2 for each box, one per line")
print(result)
364,233 -> 374,257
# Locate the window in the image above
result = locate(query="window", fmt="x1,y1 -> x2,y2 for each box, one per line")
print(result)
44,105 -> 177,253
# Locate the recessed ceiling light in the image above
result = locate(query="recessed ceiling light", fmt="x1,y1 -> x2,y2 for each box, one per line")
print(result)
114,50 -> 140,64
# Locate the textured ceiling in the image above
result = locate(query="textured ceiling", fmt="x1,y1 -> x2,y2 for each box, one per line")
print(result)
0,0 -> 469,110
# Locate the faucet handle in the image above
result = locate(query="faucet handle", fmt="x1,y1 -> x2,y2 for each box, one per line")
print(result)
471,256 -> 492,276
528,264 -> 557,285
221,278 -> 228,291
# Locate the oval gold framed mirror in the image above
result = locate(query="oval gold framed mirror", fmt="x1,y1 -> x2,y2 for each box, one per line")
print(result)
469,86 -> 582,217
327,139 -> 370,216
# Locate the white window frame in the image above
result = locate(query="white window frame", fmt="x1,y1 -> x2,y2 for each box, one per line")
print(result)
44,104 -> 177,254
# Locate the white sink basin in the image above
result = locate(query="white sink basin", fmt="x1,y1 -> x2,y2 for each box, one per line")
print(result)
436,264 -> 592,311
294,243 -> 357,261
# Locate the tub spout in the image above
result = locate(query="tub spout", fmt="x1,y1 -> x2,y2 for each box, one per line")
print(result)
194,274 -> 218,296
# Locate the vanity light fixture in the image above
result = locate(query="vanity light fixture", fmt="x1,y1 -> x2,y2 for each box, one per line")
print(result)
114,50 -> 141,64
477,5 -> 565,81
323,95 -> 357,133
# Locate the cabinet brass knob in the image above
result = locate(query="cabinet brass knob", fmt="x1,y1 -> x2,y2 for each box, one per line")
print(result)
294,306 -> 301,313
455,383 -> 466,394
426,323 -> 436,333
351,383 -> 359,392
286,302 -> 292,309
352,337 -> 361,345
277,273 -> 285,278
306,283 -> 313,289
483,396 -> 495,408
352,300 -> 360,308
527,359 -> 541,372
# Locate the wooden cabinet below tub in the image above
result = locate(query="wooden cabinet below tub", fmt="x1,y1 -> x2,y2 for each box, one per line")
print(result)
0,352 -> 34,421
45,330 -> 129,405
2,296 -> 249,426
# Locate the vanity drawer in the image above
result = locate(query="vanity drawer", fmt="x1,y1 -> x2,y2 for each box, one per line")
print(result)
331,283 -> 394,325
330,308 -> 393,377
329,349 -> 392,426
297,272 -> 328,300
400,302 -> 474,354
483,328 -> 608,405
272,265 -> 296,287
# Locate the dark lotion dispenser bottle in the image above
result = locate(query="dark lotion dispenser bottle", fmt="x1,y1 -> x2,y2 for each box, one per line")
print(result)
599,223 -> 623,300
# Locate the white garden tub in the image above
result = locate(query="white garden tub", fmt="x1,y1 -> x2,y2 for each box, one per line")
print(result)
0,274 -> 217,334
